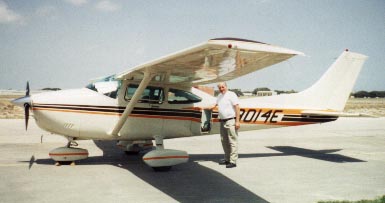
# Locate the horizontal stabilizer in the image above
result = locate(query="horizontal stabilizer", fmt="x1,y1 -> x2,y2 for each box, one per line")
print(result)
301,110 -> 377,118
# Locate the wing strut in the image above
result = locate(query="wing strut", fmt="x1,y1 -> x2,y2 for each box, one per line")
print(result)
110,71 -> 154,136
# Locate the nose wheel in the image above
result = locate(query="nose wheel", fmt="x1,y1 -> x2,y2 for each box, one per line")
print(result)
50,138 -> 88,166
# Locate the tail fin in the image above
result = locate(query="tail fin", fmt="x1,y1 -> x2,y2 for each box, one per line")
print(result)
296,50 -> 368,111
243,51 -> 368,111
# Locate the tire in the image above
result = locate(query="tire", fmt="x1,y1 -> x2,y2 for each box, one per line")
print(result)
124,151 -> 140,155
152,166 -> 172,172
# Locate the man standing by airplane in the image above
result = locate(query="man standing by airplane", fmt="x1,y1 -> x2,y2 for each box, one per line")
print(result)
214,82 -> 240,168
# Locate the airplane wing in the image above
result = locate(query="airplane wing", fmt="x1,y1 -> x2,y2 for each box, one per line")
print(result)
115,38 -> 304,85
111,38 -> 304,136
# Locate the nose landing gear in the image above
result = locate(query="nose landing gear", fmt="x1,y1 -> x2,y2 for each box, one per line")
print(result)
49,138 -> 88,166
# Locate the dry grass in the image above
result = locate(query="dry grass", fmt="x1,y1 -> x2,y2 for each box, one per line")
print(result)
344,98 -> 385,117
1,95 -> 384,119
0,95 -> 24,119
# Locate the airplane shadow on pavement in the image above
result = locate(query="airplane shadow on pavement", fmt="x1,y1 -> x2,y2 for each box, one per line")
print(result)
91,141 -> 270,203
189,146 -> 364,163
30,141 -> 364,203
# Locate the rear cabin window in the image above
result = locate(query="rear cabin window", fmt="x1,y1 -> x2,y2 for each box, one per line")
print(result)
168,88 -> 202,104
125,84 -> 164,104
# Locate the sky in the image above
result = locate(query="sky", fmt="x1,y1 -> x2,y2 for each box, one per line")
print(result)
0,0 -> 384,92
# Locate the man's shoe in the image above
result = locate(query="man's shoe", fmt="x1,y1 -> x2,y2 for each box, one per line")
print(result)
219,159 -> 230,165
226,163 -> 237,168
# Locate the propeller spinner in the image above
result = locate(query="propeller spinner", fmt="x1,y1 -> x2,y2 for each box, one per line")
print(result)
12,82 -> 32,130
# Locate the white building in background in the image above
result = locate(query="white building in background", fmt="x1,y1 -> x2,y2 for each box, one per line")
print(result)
242,92 -> 253,96
256,90 -> 277,97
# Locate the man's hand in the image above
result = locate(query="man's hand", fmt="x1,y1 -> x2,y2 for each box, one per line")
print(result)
235,121 -> 240,130
206,104 -> 217,111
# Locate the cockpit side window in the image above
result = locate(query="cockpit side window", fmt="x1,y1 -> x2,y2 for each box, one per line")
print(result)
125,84 -> 164,104
168,88 -> 202,104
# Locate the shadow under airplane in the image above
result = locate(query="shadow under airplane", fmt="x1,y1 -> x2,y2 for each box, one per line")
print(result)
26,141 -> 365,203
189,146 -> 364,163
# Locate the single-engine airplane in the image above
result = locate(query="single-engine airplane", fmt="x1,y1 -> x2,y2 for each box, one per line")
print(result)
12,38 -> 368,171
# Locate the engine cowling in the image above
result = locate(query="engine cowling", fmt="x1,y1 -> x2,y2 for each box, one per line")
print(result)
143,149 -> 188,167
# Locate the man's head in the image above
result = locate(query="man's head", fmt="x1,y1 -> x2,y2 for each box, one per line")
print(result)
217,82 -> 227,94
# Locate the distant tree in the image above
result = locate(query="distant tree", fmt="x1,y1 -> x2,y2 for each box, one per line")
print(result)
368,91 -> 377,98
274,89 -> 297,95
353,91 -> 369,98
352,91 -> 385,98
229,89 -> 243,97
371,91 -> 385,98
41,88 -> 61,91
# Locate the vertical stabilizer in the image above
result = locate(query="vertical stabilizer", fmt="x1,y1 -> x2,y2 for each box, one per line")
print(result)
296,51 -> 368,111
242,50 -> 368,111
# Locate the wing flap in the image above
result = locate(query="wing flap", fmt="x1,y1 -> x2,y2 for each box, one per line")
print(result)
116,38 -> 304,85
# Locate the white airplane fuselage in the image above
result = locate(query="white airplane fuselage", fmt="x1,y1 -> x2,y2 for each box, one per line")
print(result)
29,84 -> 333,142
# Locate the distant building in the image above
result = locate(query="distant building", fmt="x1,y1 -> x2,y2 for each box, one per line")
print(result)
242,92 -> 253,96
256,90 -> 277,97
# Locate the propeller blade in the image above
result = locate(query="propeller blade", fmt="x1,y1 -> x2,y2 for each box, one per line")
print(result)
26,81 -> 30,96
12,82 -> 32,131
24,103 -> 30,131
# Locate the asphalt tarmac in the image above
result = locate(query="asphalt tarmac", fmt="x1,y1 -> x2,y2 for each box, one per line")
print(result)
0,118 -> 384,203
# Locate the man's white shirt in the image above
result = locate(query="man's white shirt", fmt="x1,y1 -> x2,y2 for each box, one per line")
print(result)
216,91 -> 239,119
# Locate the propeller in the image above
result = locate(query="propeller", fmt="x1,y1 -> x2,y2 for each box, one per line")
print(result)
12,82 -> 32,130
24,82 -> 30,130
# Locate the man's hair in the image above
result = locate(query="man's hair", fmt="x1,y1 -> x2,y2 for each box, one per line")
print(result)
217,82 -> 227,88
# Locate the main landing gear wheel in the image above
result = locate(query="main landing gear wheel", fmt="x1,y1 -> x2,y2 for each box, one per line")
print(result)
142,135 -> 188,172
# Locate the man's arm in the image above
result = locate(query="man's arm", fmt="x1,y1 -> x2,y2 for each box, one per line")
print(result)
234,104 -> 240,130
208,104 -> 217,110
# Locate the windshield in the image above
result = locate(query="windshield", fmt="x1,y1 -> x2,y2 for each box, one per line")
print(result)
86,75 -> 121,99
